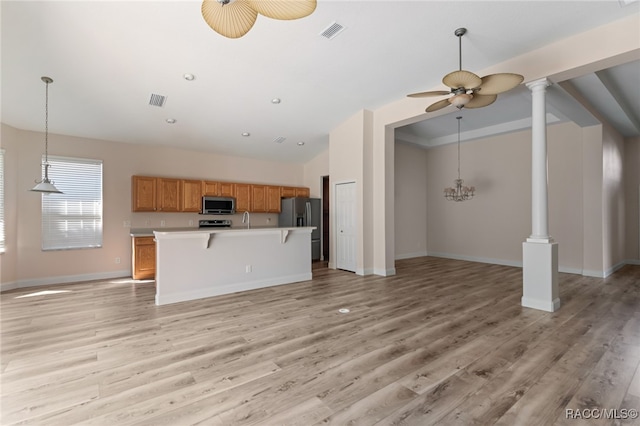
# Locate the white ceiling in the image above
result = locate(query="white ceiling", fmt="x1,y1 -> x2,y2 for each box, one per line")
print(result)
2,1 -> 639,163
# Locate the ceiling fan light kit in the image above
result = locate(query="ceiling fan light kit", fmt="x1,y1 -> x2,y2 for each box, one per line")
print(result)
408,27 -> 524,113
202,0 -> 317,39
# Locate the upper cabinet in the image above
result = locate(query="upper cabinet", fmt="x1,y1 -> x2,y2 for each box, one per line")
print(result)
182,179 -> 202,212
281,186 -> 310,198
234,183 -> 251,212
132,175 -> 310,213
157,178 -> 181,212
132,176 -> 157,211
202,180 -> 219,196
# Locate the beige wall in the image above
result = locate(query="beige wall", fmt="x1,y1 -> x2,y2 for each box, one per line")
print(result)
392,121 -> 640,276
625,136 -> 640,262
1,123 -> 306,289
394,142 -> 427,259
328,110 -> 368,273
303,148 -> 329,199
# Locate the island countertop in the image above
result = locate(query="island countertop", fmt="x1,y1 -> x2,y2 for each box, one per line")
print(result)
130,226 -> 315,237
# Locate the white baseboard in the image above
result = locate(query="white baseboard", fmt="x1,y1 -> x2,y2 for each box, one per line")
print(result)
428,252 -> 523,268
373,268 -> 396,277
395,251 -> 429,260
625,259 -> 640,266
1,270 -> 131,292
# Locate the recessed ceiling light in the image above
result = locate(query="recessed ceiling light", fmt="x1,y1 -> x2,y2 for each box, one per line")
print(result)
183,73 -> 195,81
271,98 -> 281,104
166,118 -> 176,124
242,132 -> 250,137
297,141 -> 305,146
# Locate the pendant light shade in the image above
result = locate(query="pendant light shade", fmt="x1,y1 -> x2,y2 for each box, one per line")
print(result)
31,76 -> 63,194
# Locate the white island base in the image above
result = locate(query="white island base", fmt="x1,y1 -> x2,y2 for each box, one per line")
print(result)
153,227 -> 314,305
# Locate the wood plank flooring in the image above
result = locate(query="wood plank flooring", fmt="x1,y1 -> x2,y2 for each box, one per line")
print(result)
1,257 -> 639,425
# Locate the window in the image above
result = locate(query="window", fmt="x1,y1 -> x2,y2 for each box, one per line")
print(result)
0,149 -> 4,253
42,156 -> 103,250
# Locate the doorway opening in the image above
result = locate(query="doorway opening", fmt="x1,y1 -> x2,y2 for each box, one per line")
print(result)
322,175 -> 330,262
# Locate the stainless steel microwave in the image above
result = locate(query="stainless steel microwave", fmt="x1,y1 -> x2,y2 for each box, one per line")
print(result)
202,196 -> 235,215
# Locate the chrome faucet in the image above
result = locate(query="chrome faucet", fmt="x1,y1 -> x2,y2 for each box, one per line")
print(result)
242,211 -> 250,229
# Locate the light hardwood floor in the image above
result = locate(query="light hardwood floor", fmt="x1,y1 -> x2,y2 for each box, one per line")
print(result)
1,257 -> 639,425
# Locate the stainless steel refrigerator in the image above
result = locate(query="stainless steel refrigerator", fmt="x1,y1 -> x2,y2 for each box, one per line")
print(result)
279,197 -> 321,261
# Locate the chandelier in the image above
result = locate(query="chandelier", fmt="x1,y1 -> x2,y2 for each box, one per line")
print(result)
31,76 -> 63,194
444,116 -> 474,201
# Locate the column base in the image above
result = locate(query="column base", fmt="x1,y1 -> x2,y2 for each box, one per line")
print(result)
522,241 -> 560,312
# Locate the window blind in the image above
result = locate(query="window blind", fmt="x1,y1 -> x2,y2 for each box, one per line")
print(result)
0,149 -> 5,253
42,156 -> 103,250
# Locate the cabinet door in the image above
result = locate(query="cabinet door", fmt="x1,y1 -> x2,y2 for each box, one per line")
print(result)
251,185 -> 267,212
295,187 -> 310,198
280,186 -> 296,198
132,176 -> 157,212
157,178 -> 181,212
202,181 -> 219,196
182,179 -> 202,212
266,186 -> 282,213
219,182 -> 235,197
132,236 -> 156,280
234,183 -> 251,212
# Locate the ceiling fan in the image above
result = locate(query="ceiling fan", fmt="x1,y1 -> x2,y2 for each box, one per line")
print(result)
201,0 -> 317,39
408,28 -> 524,112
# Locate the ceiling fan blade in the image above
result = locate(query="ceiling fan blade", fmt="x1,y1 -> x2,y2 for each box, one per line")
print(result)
248,0 -> 316,20
464,94 -> 497,109
476,73 -> 524,95
407,90 -> 451,98
442,70 -> 481,90
201,0 -> 258,39
426,99 -> 452,113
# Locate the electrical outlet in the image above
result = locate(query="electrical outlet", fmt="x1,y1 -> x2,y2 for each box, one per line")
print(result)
115,257 -> 121,264
123,220 -> 131,228
160,220 -> 166,227
189,219 -> 194,226
266,218 -> 271,224
245,265 -> 252,273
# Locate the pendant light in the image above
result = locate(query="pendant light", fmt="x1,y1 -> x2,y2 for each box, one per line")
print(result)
31,76 -> 62,194
444,116 -> 475,201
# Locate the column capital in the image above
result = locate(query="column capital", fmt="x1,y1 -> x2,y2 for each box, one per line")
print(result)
526,78 -> 551,91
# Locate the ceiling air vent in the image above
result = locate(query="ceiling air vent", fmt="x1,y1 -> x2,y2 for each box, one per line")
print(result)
149,93 -> 167,107
273,136 -> 286,144
320,22 -> 345,40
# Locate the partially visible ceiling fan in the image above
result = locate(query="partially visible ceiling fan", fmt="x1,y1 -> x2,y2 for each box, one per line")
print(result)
201,0 -> 317,39
408,28 -> 524,112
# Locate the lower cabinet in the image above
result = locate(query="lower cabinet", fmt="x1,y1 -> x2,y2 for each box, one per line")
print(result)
132,236 -> 156,280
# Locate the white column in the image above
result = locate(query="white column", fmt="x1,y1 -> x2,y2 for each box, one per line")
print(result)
522,78 -> 560,312
528,79 -> 551,242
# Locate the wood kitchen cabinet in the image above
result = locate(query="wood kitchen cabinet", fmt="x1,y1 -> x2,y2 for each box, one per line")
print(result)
132,176 -> 181,212
219,182 -> 235,197
234,183 -> 251,212
281,186 -> 310,199
132,236 -> 155,280
132,176 -> 157,211
181,179 -> 202,212
157,178 -> 180,212
202,180 -> 219,196
250,185 -> 282,213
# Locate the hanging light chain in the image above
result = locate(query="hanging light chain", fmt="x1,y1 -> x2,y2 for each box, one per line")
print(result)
42,76 -> 53,164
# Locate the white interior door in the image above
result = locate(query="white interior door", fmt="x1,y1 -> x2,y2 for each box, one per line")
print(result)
335,182 -> 357,272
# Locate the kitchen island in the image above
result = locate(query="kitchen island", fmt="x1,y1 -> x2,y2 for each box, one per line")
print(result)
152,227 -> 315,305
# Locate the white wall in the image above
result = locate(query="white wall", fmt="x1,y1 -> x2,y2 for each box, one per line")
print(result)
1,123 -> 306,290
